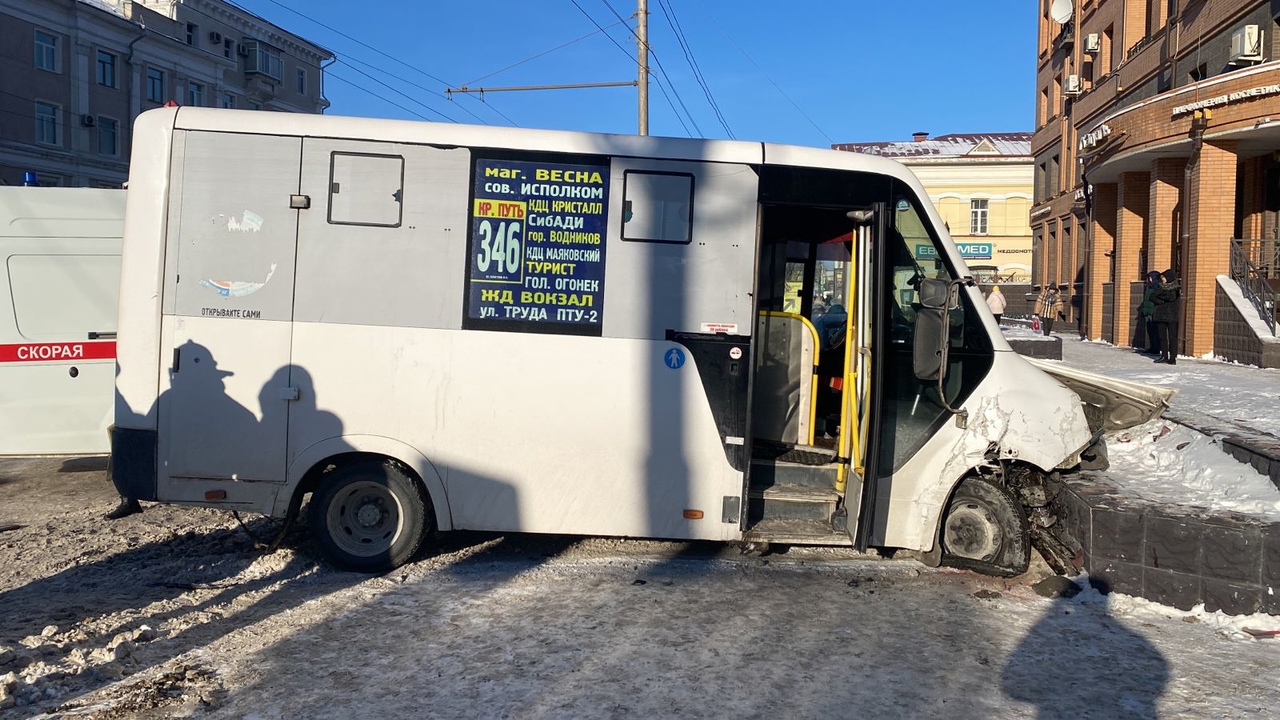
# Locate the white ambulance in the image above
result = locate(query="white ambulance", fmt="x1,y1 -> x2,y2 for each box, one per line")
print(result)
0,187 -> 124,455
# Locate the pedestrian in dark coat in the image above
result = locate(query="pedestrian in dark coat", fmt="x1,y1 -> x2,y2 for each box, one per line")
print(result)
1151,269 -> 1181,364
1140,270 -> 1161,354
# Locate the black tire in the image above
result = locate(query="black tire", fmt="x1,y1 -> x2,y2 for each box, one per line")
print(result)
308,459 -> 432,572
940,476 -> 1030,577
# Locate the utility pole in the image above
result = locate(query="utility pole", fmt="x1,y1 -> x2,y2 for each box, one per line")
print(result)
637,0 -> 649,135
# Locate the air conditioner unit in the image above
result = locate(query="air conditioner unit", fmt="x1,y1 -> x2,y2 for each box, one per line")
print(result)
208,31 -> 222,44
1064,74 -> 1083,97
1084,33 -> 1101,54
80,115 -> 95,127
1230,24 -> 1263,63
236,43 -> 249,57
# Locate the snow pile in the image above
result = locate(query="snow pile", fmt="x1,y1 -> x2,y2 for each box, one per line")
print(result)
1071,575 -> 1280,641
1101,420 -> 1280,520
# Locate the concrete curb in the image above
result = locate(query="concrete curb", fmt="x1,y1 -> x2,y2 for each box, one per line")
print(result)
1056,473 -> 1280,616
1006,335 -> 1062,360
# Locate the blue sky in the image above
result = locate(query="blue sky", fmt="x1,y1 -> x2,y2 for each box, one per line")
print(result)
231,0 -> 1037,148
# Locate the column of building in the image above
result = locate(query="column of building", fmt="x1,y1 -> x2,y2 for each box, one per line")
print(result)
1115,171 -> 1149,345
1184,140 -> 1237,357
1147,158 -> 1183,278
1086,184 -> 1117,340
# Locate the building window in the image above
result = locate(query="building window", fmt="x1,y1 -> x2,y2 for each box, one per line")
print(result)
97,51 -> 117,88
244,41 -> 284,81
970,199 -> 989,235
98,117 -> 119,156
249,102 -> 261,111
33,173 -> 63,187
297,68 -> 307,94
220,92 -> 234,108
188,81 -> 205,106
147,68 -> 165,102
35,102 -> 60,146
224,38 -> 234,59
35,30 -> 59,72
186,22 -> 198,45
1102,25 -> 1113,75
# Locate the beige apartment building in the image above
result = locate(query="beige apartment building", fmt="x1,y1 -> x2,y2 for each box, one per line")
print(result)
0,0 -> 332,188
835,132 -> 1035,283
1034,0 -> 1280,367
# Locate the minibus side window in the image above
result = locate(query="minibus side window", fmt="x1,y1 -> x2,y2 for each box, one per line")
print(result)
327,152 -> 405,228
621,170 -> 693,244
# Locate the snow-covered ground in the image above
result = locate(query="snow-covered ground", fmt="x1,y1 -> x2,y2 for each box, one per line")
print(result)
1053,334 -> 1280,440
1098,419 -> 1280,520
1013,334 -> 1280,522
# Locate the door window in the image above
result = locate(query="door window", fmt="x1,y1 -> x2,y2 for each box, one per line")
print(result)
877,188 -> 993,472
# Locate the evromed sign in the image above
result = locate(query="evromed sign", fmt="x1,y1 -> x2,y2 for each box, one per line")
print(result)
917,243 -> 993,260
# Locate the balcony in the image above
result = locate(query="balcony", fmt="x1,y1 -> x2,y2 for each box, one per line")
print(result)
1054,20 -> 1076,52
243,40 -> 283,83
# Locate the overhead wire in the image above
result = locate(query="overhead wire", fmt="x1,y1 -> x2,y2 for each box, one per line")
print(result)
709,16 -> 833,145
331,61 -> 460,123
648,75 -> 693,137
334,53 -> 521,126
460,19 -> 629,87
590,0 -> 703,136
653,0 -> 733,138
325,72 -> 435,121
225,0 -> 509,126
567,0 -> 696,137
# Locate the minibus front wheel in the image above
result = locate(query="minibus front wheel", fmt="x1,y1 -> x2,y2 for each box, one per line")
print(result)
940,476 -> 1030,577
308,458 -> 434,572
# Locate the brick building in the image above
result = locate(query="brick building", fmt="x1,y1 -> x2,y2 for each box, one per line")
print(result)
0,0 -> 332,188
1034,0 -> 1280,367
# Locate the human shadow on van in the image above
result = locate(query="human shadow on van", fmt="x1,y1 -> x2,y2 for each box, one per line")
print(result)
1001,579 -> 1169,718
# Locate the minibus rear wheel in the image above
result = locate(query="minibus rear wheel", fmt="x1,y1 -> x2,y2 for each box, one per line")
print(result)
940,476 -> 1030,577
308,459 -> 433,572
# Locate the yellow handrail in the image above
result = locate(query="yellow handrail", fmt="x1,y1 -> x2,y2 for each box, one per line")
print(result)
758,310 -> 820,446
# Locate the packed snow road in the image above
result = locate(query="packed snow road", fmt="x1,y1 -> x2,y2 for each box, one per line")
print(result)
1,457 -> 1278,719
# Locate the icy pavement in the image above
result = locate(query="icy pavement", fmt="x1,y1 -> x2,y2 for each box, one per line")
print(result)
9,531 -> 1280,720
0,455 -> 1278,719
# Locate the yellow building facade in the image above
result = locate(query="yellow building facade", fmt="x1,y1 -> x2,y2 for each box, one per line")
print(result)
834,133 -> 1035,283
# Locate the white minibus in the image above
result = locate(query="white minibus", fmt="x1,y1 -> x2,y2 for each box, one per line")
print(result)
110,108 -> 1094,574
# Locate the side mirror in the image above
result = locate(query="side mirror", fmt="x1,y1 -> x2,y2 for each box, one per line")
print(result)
913,278 -> 954,381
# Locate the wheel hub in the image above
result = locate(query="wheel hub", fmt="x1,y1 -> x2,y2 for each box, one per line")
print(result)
356,500 -> 384,528
944,503 -> 1001,561
326,481 -> 404,557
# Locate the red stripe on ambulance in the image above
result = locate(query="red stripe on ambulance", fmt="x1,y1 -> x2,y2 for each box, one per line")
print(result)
0,341 -> 116,363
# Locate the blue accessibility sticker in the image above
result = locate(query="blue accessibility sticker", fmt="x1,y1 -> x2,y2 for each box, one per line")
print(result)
664,348 -> 685,369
